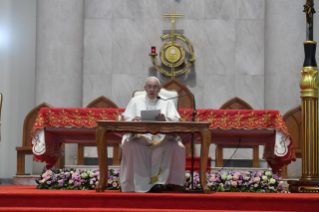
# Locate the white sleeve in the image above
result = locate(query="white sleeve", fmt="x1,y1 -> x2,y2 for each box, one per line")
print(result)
165,100 -> 180,121
123,98 -> 136,121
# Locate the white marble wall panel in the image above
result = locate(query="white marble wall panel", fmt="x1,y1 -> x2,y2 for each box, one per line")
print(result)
235,20 -> 264,76
236,0 -> 265,20
235,75 -> 264,109
203,75 -> 235,109
82,73 -> 113,107
204,0 -> 236,20
35,0 -> 84,108
84,19 -> 112,74
264,0 -> 304,115
113,0 -> 144,19
185,20 -> 236,76
85,0 -> 112,19
111,74 -> 146,108
112,19 -> 147,75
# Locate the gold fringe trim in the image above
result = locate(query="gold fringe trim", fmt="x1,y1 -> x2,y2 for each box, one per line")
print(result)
149,168 -> 161,184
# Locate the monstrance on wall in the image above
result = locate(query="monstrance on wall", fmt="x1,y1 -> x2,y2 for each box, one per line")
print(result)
149,6 -> 195,78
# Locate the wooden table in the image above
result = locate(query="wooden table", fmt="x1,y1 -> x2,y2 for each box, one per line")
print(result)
95,120 -> 211,194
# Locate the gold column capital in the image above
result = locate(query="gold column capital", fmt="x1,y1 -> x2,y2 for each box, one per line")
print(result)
300,66 -> 319,97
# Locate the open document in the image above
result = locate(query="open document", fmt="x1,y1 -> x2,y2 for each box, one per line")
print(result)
141,110 -> 161,121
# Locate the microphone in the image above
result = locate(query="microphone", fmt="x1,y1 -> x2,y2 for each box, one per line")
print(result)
157,93 -> 196,122
157,92 -> 199,192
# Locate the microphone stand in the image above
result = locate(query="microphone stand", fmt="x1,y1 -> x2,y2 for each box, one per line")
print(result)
158,93 -> 202,193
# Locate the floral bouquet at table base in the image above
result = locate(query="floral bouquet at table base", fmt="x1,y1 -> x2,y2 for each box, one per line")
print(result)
36,167 -> 120,190
184,168 -> 289,193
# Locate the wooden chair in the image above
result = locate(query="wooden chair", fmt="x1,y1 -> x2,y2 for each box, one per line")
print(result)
216,97 -> 260,167
16,102 -> 54,175
77,96 -> 120,166
281,105 -> 302,178
0,92 -> 2,142
162,79 -> 194,156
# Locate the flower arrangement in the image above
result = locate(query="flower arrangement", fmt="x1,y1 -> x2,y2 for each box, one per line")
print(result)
185,168 -> 289,193
36,166 -> 288,193
36,167 -> 120,190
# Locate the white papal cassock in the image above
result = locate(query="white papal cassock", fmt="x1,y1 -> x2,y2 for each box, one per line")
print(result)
120,94 -> 186,192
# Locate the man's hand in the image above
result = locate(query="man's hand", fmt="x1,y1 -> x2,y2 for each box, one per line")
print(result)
156,113 -> 165,121
132,116 -> 141,121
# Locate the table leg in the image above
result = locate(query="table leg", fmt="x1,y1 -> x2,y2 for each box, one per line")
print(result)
95,127 -> 108,192
199,128 -> 211,194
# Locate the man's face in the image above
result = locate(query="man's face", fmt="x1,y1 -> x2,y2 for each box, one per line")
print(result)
144,78 -> 161,100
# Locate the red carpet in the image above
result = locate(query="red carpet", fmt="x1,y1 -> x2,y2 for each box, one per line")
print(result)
0,185 -> 318,211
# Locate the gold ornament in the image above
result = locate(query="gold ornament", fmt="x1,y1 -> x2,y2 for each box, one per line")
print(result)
149,6 -> 195,78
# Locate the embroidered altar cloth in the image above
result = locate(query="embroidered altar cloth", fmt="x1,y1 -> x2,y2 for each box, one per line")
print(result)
30,108 -> 296,173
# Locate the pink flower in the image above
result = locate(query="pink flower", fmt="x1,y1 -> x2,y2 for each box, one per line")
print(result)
277,184 -> 283,190
219,183 -> 224,187
112,182 -> 118,187
281,190 -> 286,193
72,172 -> 79,178
254,177 -> 260,183
209,174 -> 216,182
91,185 -> 95,189
231,181 -> 237,187
95,181 -> 99,186
258,170 -> 264,174
207,183 -> 212,186
90,181 -> 94,185
42,173 -> 47,178
233,174 -> 239,181
69,180 -> 74,184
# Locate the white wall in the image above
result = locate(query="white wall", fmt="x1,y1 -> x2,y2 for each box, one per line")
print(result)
0,0 -> 36,179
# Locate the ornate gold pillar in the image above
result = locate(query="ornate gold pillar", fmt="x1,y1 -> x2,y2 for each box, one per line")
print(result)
288,1 -> 319,192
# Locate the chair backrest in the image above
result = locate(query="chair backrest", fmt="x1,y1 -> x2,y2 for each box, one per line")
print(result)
283,105 -> 302,158
86,96 -> 118,108
162,79 -> 194,109
0,92 -> 2,141
23,102 -> 53,147
220,97 -> 253,110
132,88 -> 178,109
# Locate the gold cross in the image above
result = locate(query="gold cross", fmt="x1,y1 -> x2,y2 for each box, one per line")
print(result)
162,7 -> 183,78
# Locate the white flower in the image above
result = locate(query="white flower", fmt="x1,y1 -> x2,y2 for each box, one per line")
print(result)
269,186 -> 274,190
221,174 -> 227,180
80,172 -> 88,179
262,176 -> 268,182
185,173 -> 190,180
89,172 -> 95,178
226,175 -> 232,180
269,178 -> 276,184
279,181 -> 284,185
90,181 -> 93,185
265,171 -> 272,177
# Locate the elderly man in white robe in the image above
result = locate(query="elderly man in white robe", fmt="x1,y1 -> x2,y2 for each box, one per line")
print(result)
120,77 -> 186,193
